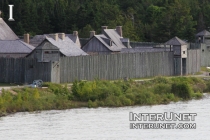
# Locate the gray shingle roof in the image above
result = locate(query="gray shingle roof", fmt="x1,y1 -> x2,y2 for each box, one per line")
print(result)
103,29 -> 126,49
66,34 -> 81,47
29,35 -> 46,47
94,34 -> 123,51
165,36 -> 187,45
0,18 -> 19,40
30,34 -> 82,48
196,30 -> 210,36
44,35 -> 88,56
0,40 -> 35,53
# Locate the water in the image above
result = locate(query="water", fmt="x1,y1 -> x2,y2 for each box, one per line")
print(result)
1,94 -> 210,140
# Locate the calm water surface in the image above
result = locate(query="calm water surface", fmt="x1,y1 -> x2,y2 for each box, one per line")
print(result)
0,94 -> 210,140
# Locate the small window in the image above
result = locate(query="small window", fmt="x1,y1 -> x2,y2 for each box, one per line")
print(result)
183,51 -> 185,54
202,49 -> 204,52
45,51 -> 50,54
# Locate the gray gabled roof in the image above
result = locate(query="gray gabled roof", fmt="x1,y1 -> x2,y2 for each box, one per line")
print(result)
0,40 -> 35,53
66,34 -> 81,47
29,35 -> 46,47
165,36 -> 187,45
0,18 -> 19,40
94,34 -> 123,51
196,30 -> 210,36
30,34 -> 81,47
103,29 -> 126,49
44,35 -> 87,56
84,29 -> 127,52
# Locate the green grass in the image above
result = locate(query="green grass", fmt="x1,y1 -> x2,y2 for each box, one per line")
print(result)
201,67 -> 210,72
1,76 -> 210,117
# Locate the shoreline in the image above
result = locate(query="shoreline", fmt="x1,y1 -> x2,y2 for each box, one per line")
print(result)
0,76 -> 209,117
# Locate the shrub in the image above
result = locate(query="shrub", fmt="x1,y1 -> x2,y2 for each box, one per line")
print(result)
153,83 -> 171,94
171,82 -> 193,99
153,76 -> 170,84
204,80 -> 210,92
119,95 -> 132,106
88,100 -> 98,108
191,92 -> 203,99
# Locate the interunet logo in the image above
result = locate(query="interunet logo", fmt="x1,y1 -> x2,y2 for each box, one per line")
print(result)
129,112 -> 197,129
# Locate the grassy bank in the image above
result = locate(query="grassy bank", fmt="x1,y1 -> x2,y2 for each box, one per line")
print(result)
0,77 -> 210,116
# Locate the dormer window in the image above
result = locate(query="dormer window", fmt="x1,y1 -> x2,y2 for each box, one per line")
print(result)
110,41 -> 112,46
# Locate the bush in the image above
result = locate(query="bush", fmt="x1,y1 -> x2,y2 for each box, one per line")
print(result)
171,82 -> 193,99
88,100 -> 98,108
204,80 -> 210,92
153,83 -> 171,94
119,95 -> 132,106
191,92 -> 203,99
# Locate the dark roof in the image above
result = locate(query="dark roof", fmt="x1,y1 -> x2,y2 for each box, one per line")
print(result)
196,30 -> 210,36
38,35 -> 87,56
0,40 -> 35,53
165,36 -> 187,45
0,18 -> 19,40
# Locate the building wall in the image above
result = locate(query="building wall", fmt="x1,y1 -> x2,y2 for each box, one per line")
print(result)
82,37 -> 111,53
204,37 -> 210,44
181,45 -> 187,58
173,45 -> 181,56
174,58 -> 182,75
60,52 -> 174,83
187,49 -> 201,74
200,43 -> 210,66
51,61 -> 60,83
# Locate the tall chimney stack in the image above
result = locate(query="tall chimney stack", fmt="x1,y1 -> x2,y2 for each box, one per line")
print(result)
58,33 -> 65,40
24,33 -> 29,44
101,26 -> 108,34
73,31 -> 78,36
90,31 -> 95,38
116,26 -> 123,37
49,33 -> 58,41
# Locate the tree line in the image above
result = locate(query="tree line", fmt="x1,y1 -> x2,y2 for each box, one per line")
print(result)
0,0 -> 210,42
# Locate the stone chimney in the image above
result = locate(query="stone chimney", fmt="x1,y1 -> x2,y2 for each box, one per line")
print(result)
116,26 -> 123,37
73,31 -> 78,36
58,33 -> 65,40
24,33 -> 29,44
101,26 -> 108,34
49,33 -> 58,41
90,31 -> 95,38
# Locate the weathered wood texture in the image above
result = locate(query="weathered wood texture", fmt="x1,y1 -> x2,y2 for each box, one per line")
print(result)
60,52 -> 174,83
200,44 -> 210,67
0,58 -> 51,84
187,49 -> 201,74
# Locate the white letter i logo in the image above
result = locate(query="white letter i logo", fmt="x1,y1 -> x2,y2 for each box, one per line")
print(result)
8,5 -> 15,21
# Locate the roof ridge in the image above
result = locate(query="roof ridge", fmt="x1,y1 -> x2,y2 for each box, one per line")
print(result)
18,39 -> 35,50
